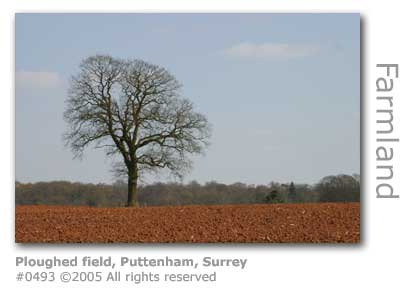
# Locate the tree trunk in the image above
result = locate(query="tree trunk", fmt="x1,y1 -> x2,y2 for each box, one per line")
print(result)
127,173 -> 138,207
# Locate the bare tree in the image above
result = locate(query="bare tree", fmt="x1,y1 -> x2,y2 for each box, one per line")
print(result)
315,174 -> 360,202
64,55 -> 211,206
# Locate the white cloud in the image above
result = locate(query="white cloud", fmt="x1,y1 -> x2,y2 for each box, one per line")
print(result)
223,42 -> 320,59
16,71 -> 64,89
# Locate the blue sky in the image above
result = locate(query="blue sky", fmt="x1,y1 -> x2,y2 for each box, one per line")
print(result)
15,13 -> 360,185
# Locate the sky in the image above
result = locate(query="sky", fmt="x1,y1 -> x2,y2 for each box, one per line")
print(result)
15,14 -> 360,185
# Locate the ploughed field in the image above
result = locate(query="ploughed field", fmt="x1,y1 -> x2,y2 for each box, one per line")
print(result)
15,203 -> 360,243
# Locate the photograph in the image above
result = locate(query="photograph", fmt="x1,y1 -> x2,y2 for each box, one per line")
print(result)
15,13 -> 360,243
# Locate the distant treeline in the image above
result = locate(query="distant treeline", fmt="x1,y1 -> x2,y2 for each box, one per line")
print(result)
15,174 -> 360,207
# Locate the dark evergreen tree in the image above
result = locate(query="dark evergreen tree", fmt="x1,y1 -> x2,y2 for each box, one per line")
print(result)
265,189 -> 278,203
289,182 -> 296,195
288,182 -> 296,202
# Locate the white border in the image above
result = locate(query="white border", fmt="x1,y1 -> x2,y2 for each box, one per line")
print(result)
2,1 -> 409,292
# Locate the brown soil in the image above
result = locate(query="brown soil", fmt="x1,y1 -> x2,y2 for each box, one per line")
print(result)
15,203 -> 360,243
